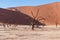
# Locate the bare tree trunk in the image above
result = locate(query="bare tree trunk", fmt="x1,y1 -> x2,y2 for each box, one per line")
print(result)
31,21 -> 35,30
3,24 -> 6,28
56,22 -> 58,28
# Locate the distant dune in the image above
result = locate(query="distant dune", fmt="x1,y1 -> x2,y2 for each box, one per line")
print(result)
0,2 -> 60,25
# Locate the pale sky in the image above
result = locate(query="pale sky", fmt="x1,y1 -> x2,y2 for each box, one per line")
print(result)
0,0 -> 59,8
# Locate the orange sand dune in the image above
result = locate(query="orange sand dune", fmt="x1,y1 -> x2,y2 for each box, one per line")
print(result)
7,2 -> 60,25
0,2 -> 59,25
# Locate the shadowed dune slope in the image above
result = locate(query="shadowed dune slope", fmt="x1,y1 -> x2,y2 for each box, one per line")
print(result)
0,8 -> 41,25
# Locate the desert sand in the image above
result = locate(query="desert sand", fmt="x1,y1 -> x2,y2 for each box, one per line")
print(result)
0,25 -> 60,40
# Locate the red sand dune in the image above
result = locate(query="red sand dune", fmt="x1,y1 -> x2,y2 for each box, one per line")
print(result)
0,2 -> 60,25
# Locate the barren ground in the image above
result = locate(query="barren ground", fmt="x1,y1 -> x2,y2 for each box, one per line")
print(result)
0,25 -> 60,40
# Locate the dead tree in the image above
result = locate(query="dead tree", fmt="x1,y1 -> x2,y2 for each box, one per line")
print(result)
0,23 -> 10,29
31,9 -> 45,30
2,23 -> 11,29
55,19 -> 58,27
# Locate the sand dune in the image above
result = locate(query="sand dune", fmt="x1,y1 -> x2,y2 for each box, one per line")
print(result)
7,2 -> 60,25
